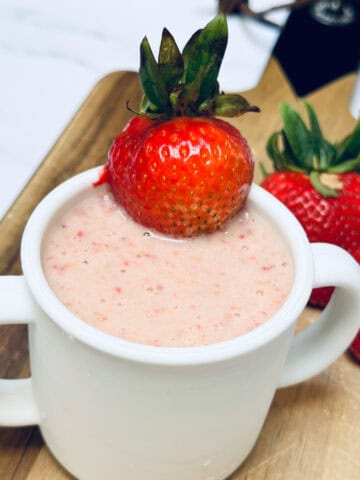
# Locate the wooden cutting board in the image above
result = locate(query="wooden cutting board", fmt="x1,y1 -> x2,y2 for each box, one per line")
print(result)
0,59 -> 358,480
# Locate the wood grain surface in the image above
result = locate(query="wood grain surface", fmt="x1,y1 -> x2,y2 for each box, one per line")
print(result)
0,59 -> 358,479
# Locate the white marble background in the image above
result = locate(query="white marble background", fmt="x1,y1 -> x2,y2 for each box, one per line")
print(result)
0,1 -> 290,219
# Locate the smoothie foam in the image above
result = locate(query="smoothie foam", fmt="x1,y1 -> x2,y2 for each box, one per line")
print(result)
42,185 -> 293,347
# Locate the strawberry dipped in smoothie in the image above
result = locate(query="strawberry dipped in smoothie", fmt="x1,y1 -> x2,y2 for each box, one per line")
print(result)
43,16 -> 294,348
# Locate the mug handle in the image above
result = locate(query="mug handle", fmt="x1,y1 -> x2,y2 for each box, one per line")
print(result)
279,243 -> 360,388
0,276 -> 40,426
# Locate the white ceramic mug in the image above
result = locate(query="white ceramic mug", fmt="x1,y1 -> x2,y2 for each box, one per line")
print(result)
1,168 -> 359,480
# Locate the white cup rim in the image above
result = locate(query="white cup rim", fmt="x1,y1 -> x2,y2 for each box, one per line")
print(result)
21,167 -> 313,366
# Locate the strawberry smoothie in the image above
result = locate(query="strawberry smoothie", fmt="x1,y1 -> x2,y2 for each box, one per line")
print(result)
41,184 -> 293,347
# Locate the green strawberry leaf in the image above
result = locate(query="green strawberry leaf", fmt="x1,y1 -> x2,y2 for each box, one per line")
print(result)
281,103 -> 314,170
304,101 -> 335,169
177,67 -> 205,114
182,14 -> 228,107
334,117 -> 360,163
181,29 -> 202,75
140,94 -> 152,112
266,131 -> 305,173
282,132 -> 297,164
212,94 -> 260,117
282,132 -> 307,172
323,139 -> 337,166
199,93 -> 260,117
266,131 -> 285,171
158,28 -> 184,93
140,36 -> 170,112
328,153 -> 360,173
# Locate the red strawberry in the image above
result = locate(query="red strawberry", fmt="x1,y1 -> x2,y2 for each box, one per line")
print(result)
261,102 -> 360,362
261,170 -> 360,306
98,15 -> 259,237
107,115 -> 253,237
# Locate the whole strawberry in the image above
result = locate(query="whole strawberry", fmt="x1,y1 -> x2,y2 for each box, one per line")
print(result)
261,102 -> 360,305
261,102 -> 360,362
262,169 -> 360,300
100,15 -> 259,237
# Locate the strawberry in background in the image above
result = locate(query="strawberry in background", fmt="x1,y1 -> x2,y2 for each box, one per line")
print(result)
261,102 -> 360,362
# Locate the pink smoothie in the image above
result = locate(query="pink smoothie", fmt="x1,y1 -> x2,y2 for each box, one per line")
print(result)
42,184 -> 293,347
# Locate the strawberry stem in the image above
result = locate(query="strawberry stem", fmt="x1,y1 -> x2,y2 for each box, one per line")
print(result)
138,14 -> 259,120
266,102 -> 360,197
